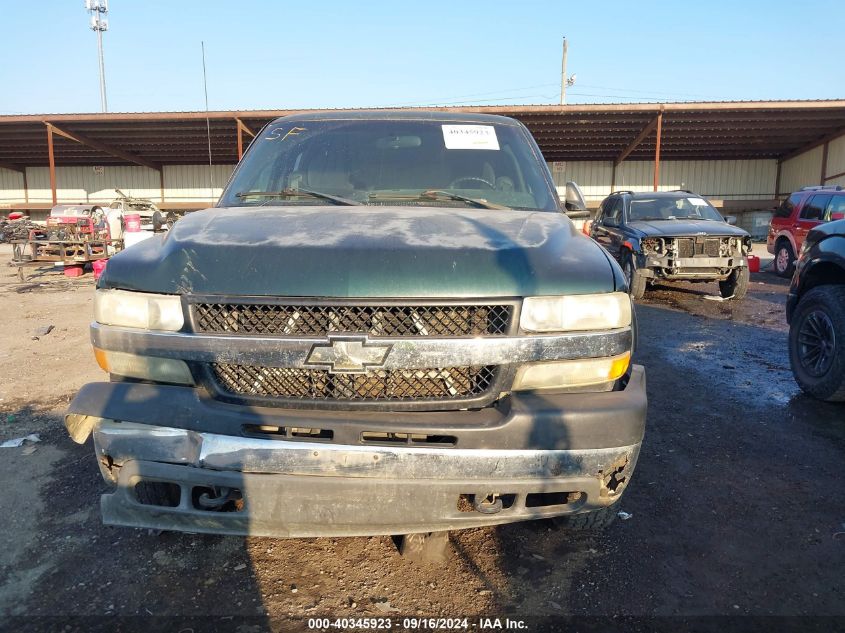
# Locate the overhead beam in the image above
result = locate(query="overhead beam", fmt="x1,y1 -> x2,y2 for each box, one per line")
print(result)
824,169 -> 845,183
0,161 -> 24,173
615,113 -> 661,166
236,118 -> 256,138
44,122 -> 161,171
779,125 -> 845,162
236,118 -> 256,160
47,124 -> 57,205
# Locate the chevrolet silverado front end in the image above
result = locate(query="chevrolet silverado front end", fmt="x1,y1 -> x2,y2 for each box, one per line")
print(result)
65,111 -> 647,538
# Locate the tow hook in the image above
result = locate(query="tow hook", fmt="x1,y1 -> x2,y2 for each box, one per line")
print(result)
197,486 -> 241,510
473,493 -> 503,514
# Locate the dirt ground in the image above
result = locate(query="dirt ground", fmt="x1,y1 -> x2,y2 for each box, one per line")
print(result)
0,243 -> 843,630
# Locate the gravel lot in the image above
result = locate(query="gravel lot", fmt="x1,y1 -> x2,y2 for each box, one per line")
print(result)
0,244 -> 843,630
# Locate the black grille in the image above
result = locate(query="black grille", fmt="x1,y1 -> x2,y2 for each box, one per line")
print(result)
210,363 -> 497,401
676,237 -> 721,258
193,303 -> 512,337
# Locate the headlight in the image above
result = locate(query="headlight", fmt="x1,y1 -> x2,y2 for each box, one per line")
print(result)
520,292 -> 631,332
512,352 -> 631,391
95,289 -> 184,331
642,238 -> 662,255
94,348 -> 195,385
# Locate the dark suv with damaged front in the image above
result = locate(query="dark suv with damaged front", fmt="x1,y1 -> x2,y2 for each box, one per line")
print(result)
66,111 -> 646,546
591,190 -> 752,300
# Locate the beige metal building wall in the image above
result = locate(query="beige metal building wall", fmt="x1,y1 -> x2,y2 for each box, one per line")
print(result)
23,166 -> 161,204
0,168 -> 25,202
779,147 -> 825,194
0,158 -> 802,210
825,135 -> 845,187
779,133 -> 845,193
162,165 -> 237,202
0,165 -> 236,206
551,159 -> 778,204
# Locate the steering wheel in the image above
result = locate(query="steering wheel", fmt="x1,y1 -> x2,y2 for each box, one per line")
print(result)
448,176 -> 495,190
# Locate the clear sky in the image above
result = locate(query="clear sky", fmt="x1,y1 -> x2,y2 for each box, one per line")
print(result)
2,0 -> 842,114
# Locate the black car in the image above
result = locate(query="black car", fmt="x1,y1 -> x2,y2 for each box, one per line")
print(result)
786,218 -> 845,402
590,190 -> 753,300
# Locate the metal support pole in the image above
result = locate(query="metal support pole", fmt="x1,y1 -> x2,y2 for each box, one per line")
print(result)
775,160 -> 782,197
560,37 -> 568,105
653,111 -> 663,192
820,141 -> 829,185
159,169 -> 165,204
96,27 -> 108,112
237,122 -> 243,160
23,168 -> 29,205
46,124 -> 57,206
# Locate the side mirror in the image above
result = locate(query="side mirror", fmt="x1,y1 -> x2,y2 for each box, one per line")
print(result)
830,212 -> 845,221
563,181 -> 587,213
725,215 -> 737,225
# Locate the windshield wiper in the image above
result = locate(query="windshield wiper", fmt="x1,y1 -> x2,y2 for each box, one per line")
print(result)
369,190 -> 509,210
235,187 -> 360,206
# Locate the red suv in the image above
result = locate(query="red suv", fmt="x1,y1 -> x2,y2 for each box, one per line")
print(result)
768,186 -> 845,277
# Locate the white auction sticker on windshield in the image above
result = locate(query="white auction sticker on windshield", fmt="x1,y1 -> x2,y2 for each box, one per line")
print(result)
442,125 -> 500,150
687,197 -> 708,205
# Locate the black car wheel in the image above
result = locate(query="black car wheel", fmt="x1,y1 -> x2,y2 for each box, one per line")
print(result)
775,240 -> 796,278
622,252 -> 647,300
719,266 -> 750,300
788,285 -> 845,402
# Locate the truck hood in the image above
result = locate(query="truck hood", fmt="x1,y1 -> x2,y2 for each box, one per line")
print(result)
627,219 -> 749,238
100,206 -> 618,298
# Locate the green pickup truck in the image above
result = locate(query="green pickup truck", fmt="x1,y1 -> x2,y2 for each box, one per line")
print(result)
65,111 -> 646,546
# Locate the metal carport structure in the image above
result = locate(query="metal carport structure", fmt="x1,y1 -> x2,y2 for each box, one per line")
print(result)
1,99 -> 844,210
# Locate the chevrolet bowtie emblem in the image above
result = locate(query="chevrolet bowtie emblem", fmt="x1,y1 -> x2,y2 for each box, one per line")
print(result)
304,335 -> 393,374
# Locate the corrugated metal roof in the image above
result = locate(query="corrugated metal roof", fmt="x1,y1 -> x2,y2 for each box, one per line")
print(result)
1,100 -> 844,167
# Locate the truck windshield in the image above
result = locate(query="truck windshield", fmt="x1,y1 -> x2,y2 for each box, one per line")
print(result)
629,196 -> 725,222
219,119 -> 559,211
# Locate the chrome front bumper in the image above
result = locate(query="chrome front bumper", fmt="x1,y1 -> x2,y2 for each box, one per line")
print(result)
92,419 -> 641,537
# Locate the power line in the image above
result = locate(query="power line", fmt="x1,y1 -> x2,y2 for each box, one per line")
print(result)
201,42 -> 214,202
381,84 -> 722,109
382,82 -> 561,108
574,83 -> 722,100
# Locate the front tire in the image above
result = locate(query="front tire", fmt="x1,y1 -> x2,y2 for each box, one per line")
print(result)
719,266 -> 750,300
775,240 -> 796,278
622,252 -> 647,300
788,286 -> 845,402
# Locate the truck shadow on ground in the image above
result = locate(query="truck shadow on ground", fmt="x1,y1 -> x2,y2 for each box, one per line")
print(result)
0,408 -> 272,629
5,300 -> 845,624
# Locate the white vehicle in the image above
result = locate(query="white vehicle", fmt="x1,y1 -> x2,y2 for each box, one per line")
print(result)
108,190 -> 171,230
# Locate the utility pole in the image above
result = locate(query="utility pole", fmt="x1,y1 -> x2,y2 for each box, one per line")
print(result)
85,0 -> 109,112
560,37 -> 568,105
